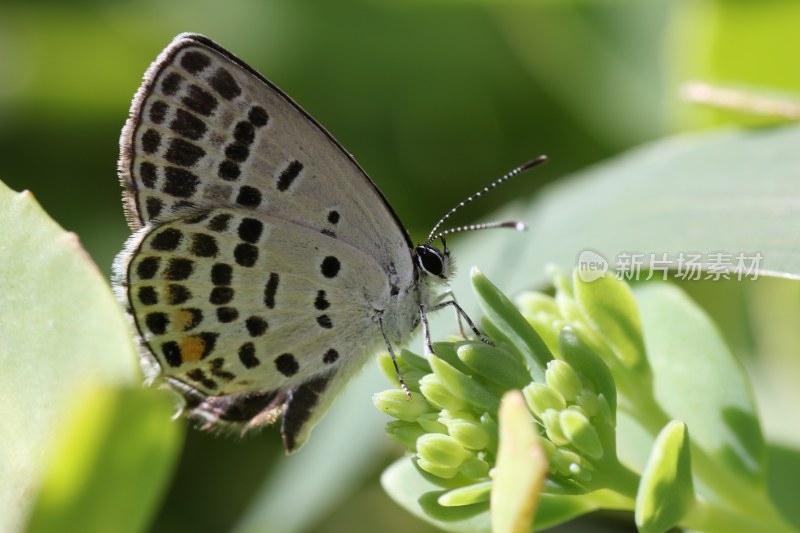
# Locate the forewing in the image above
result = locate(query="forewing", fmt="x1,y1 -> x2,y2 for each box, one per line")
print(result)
117,208 -> 389,397
119,33 -> 413,284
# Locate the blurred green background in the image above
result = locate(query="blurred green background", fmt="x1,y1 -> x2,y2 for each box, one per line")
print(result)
2,0 -> 798,531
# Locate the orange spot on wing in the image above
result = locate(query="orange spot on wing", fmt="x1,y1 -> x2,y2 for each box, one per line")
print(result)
180,336 -> 205,362
172,309 -> 194,331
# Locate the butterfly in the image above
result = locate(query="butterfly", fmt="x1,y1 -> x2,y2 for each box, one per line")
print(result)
113,33 -> 546,453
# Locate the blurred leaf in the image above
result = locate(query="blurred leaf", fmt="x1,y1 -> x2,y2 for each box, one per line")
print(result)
669,0 -> 800,128
0,180 -> 139,532
382,457 -> 617,532
382,458 -> 491,533
26,387 -> 183,533
635,421 -> 694,533
449,125 -> 800,305
232,363 -> 391,533
491,390 -> 547,533
633,283 -> 765,493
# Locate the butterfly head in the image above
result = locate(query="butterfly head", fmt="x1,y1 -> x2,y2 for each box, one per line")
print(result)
414,239 -> 452,280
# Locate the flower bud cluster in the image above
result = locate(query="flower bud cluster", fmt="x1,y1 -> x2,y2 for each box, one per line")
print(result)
373,277 -> 622,504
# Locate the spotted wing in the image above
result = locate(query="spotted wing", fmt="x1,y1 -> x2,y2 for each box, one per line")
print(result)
119,207 -> 388,394
115,208 -> 391,450
119,33 -> 413,288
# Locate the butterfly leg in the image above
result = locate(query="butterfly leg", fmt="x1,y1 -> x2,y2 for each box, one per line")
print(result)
379,315 -> 412,399
440,289 -> 467,338
427,300 -> 494,346
419,303 -> 435,355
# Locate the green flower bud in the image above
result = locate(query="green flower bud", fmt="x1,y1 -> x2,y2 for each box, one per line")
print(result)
416,413 -> 448,434
399,348 -> 432,373
597,393 -> 613,425
419,374 -> 467,411
459,454 -> 491,478
569,462 -> 592,483
552,449 -> 583,477
515,291 -> 559,317
545,360 -> 582,402
541,408 -> 570,446
559,408 -> 603,459
416,458 -> 460,479
385,420 -> 426,450
522,382 -> 566,419
437,481 -> 493,507
429,354 -> 499,413
576,389 -> 601,418
443,417 -> 491,450
457,342 -> 531,390
416,433 -> 469,471
522,314 -> 562,358
373,389 -> 432,422
479,413 -> 499,454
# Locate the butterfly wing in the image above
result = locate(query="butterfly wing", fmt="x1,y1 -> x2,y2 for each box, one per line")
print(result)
116,33 -> 419,451
117,207 -> 389,450
119,33 -> 413,289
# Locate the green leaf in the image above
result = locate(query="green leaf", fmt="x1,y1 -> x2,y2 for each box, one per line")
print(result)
381,457 -> 492,533
0,181 -> 140,532
381,457 -> 614,533
25,387 -> 183,533
633,283 -> 766,492
450,126 -> 800,303
491,391 -> 547,533
635,421 -> 694,533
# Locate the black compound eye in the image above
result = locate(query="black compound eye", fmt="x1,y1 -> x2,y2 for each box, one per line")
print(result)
415,245 -> 445,277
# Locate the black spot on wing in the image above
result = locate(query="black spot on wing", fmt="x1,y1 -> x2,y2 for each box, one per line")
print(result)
180,50 -> 210,73
320,256 -> 340,278
170,109 -> 207,140
183,84 -> 218,116
150,228 -> 183,251
239,342 -> 260,368
166,138 -> 205,167
275,353 -> 299,377
136,257 -> 160,280
207,213 -> 231,232
238,218 -> 263,243
149,101 -> 168,124
163,167 -> 199,198
264,273 -> 279,308
209,67 -> 241,100
276,160 -> 303,192
167,284 -> 191,305
140,162 -> 157,188
141,129 -> 161,154
211,263 -> 233,285
248,106 -> 268,126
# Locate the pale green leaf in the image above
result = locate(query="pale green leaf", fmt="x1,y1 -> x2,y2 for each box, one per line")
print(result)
0,181 -> 139,532
633,283 -> 765,499
25,387 -> 183,533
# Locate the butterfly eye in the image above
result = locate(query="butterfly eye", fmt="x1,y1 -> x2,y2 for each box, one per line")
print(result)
415,245 -> 446,277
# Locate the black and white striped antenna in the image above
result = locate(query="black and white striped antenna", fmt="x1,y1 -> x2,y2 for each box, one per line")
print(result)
426,155 -> 548,245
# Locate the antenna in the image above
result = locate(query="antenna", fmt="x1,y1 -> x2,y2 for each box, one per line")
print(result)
425,155 -> 548,245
